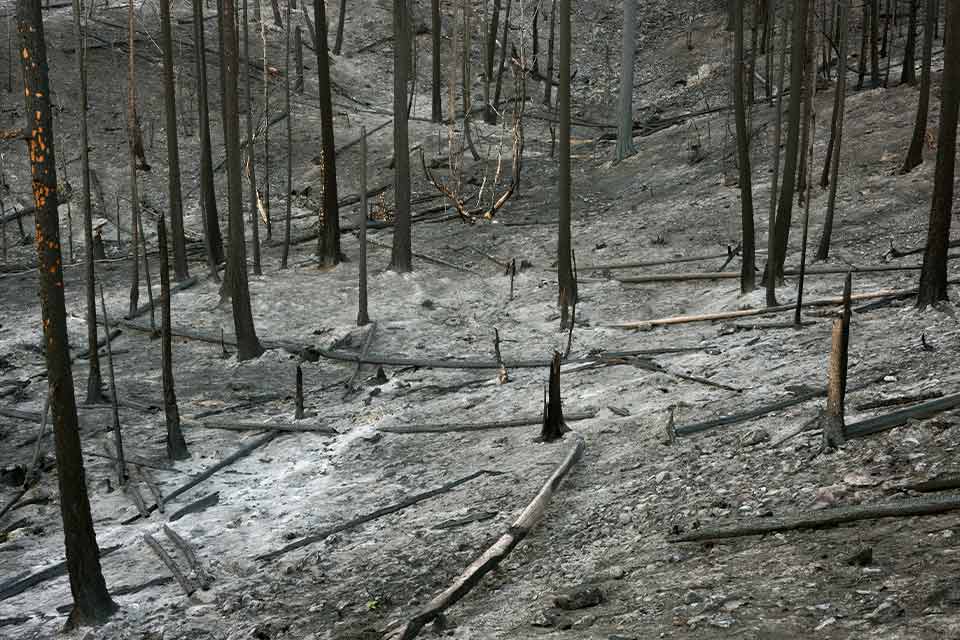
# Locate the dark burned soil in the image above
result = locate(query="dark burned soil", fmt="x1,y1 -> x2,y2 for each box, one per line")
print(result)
1,1 -> 960,639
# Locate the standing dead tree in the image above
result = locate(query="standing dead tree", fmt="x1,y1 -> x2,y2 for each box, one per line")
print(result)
821,272 -> 853,450
18,0 -> 117,624
540,351 -> 570,441
158,215 -> 189,461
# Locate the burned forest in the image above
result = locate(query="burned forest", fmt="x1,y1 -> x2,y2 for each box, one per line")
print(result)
3,0 -> 960,638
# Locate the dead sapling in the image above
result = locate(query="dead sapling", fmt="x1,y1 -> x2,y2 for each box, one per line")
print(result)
99,283 -> 127,486
295,364 -> 305,420
563,249 -> 578,359
821,272 -> 853,451
663,405 -> 677,445
157,215 -> 189,461
539,352 -> 570,442
494,329 -> 509,384
506,257 -> 517,301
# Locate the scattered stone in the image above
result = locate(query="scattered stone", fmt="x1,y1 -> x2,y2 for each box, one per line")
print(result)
865,598 -> 904,624
531,608 -> 572,629
683,590 -> 703,605
814,616 -> 836,631
553,584 -> 605,610
572,614 -> 596,630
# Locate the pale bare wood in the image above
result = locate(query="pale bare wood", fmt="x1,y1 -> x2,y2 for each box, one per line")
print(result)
162,525 -> 213,589
143,533 -> 197,596
385,435 -> 586,640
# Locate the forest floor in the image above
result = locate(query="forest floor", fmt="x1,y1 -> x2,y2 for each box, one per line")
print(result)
2,1 -> 960,639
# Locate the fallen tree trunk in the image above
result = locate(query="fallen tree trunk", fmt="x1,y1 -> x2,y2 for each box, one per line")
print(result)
184,420 -> 338,434
846,392 -> 960,439
607,286 -> 945,330
674,376 -> 885,437
668,493 -> 960,543
127,276 -> 199,319
379,409 -> 597,434
143,533 -> 197,596
385,435 -> 586,640
616,263 -> 934,283
122,431 -> 278,524
256,470 -> 499,562
0,545 -> 122,602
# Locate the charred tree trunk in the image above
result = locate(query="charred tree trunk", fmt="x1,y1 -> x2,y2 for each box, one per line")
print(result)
294,26 -> 304,93
543,0 -> 556,106
71,0 -> 103,405
333,0 -> 347,55
917,0 -> 959,307
193,0 -> 224,268
540,352 -> 569,442
870,0 -> 881,85
902,0 -> 935,173
823,272 -> 852,449
770,0 -> 809,278
126,0 -> 141,319
557,0 -> 575,328
766,1 -> 789,307
243,0 -> 262,276
733,0 -> 756,293
159,0 -> 189,281
358,126 -> 370,326
902,0 -> 919,85
157,215 -> 189,461
796,0 -> 816,205
281,0 -> 293,269
615,0 -> 638,161
18,0 -> 117,624
816,0 -> 849,261
391,0 -> 413,272
315,0 -> 341,267
492,0 -> 513,119
431,0 -> 442,122
483,0 -> 501,124
223,0 -> 265,360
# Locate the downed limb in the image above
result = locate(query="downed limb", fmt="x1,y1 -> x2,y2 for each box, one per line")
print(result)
846,392 -> 960,439
127,276 -> 199,320
607,286 -> 939,330
123,431 -> 278,524
343,321 -> 379,398
256,470 -> 499,562
0,545 -> 122,602
385,435 -> 586,640
668,493 -> 960,543
184,420 -> 337,434
162,524 -> 214,589
854,391 -> 944,411
379,410 -> 597,435
674,376 -> 884,437
616,263 -> 927,284
143,533 -> 197,596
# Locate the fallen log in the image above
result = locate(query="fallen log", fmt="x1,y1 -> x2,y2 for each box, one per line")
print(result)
364,236 -> 480,274
143,533 -> 197,596
343,321 -> 379,398
190,393 -> 284,419
54,576 -> 175,613
674,376 -> 884,437
379,409 -> 598,434
122,431 -> 278,525
578,251 -> 736,272
0,545 -> 122,602
127,276 -> 199,320
74,328 -> 123,360
256,470 -> 499,562
854,391 -> 944,411
385,435 -> 586,640
908,474 -> 960,493
162,524 -> 213,589
168,491 -> 220,522
846,392 -> 960,439
616,263 -> 928,284
184,420 -> 337,434
668,493 -> 960,543
607,286 -> 939,330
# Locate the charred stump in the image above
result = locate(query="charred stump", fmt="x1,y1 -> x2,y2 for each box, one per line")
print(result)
540,352 -> 569,442
822,272 -> 853,450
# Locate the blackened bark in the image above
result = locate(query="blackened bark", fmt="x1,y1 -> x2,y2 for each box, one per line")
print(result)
315,0 -> 341,266
902,0 -> 919,85
391,0 -> 413,272
157,216 -> 189,460
193,0 -> 223,267
733,0 -> 755,293
557,0 -> 575,327
334,0 -> 347,55
902,0 -> 935,173
18,0 -> 116,624
281,0 -> 293,269
431,0 -> 441,122
543,0 -> 556,106
159,0 -> 188,281
243,0 -> 262,276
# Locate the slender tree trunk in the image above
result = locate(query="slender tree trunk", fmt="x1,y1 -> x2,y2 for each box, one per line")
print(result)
817,0 -> 850,260
271,0 -> 282,26
917,0 -> 959,307
766,1 -> 789,307
902,0 -> 919,84
492,0 -> 513,117
870,0 -> 881,84
902,0 -> 935,173
243,0 -> 262,276
262,18 -> 272,241
857,0 -> 868,88
532,2 -> 540,75
615,0 -> 637,161
796,0 -> 816,205
431,0 -> 442,122
294,26 -> 304,93
461,0 -> 481,161
358,126 -> 370,326
334,0 -> 347,55
72,0 -> 103,404
315,0 -> 341,266
160,0 -> 189,281
223,0 -> 265,360
733,0 -> 756,293
483,0 -> 501,124
543,0 -> 556,106
127,0 -> 141,319
157,215 -> 189,460
391,0 -> 413,271
557,0 -> 575,328
18,0 -> 117,625
770,0 -> 809,277
193,0 -> 224,267
281,0 -> 293,269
